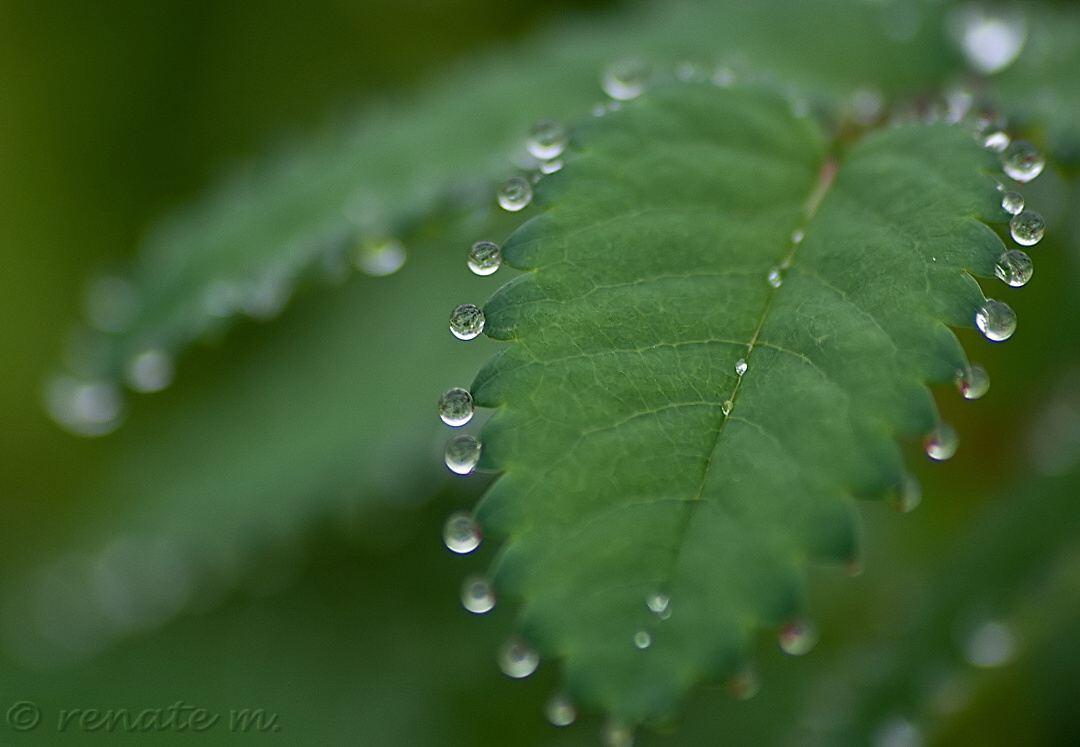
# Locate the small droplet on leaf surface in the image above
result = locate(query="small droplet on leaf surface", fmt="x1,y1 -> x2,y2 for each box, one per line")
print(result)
1009,210 -> 1044,246
544,693 -> 577,727
527,119 -> 568,160
127,349 -> 174,393
449,304 -> 485,340
778,619 -> 818,656
601,59 -> 649,101
767,267 -> 783,288
1001,139 -> 1045,183
981,131 -> 1010,152
438,387 -> 474,427
1001,191 -> 1024,215
443,511 -> 481,554
445,435 -> 482,475
460,575 -> 496,614
735,358 -> 748,376
976,299 -> 1017,342
498,638 -> 540,678
958,364 -> 990,400
995,250 -> 1033,287
633,630 -> 652,649
467,241 -> 502,276
722,400 -> 733,416
497,176 -> 533,212
645,591 -> 670,616
925,422 -> 959,461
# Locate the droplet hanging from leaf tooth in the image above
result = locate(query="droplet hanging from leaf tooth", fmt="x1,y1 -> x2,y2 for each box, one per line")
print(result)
633,630 -> 652,649
778,618 -> 819,656
497,638 -> 540,678
497,176 -> 533,212
526,119 -> 568,161
460,575 -> 496,614
976,299 -> 1017,342
443,511 -> 481,554
1009,210 -> 1044,246
544,693 -> 576,727
1001,191 -> 1024,215
994,250 -> 1033,287
449,304 -> 485,340
957,364 -> 990,400
601,58 -> 650,101
925,422 -> 959,461
1000,139 -> 1044,183
438,387 -> 474,427
445,435 -> 482,475
467,241 -> 502,276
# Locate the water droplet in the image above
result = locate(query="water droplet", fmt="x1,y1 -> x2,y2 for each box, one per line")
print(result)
527,119 -> 568,160
498,638 -> 540,678
767,267 -> 783,288
962,619 -> 1016,668
995,249 -> 1033,287
442,511 -> 481,553
602,59 -> 649,101
675,61 -> 703,82
725,663 -> 762,700
891,473 -> 922,513
791,229 -> 805,244
497,176 -> 532,212
981,131 -> 1010,152
45,376 -> 125,437
601,720 -> 635,747
445,435 -> 482,475
1001,140 -> 1045,183
449,304 -> 485,340
633,630 -> 652,649
466,241 -> 502,277
127,349 -> 174,393
712,66 -> 735,88
355,239 -> 406,276
1009,210 -> 1045,247
975,299 -> 1017,342
460,575 -> 496,614
645,591 -> 670,615
944,87 -> 974,124
539,158 -> 563,174
952,5 -> 1027,75
438,388 -> 474,427
778,618 -> 818,656
1001,191 -> 1024,215
735,358 -> 748,376
925,422 -> 959,461
872,716 -> 923,747
592,103 -> 607,117
958,364 -> 990,400
722,400 -> 733,416
851,89 -> 884,125
544,693 -> 577,727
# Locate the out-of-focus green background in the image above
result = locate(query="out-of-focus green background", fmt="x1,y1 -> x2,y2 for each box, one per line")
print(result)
1,0 -> 1079,745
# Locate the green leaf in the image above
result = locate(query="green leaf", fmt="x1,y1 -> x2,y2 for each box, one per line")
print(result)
466,83 -> 1008,725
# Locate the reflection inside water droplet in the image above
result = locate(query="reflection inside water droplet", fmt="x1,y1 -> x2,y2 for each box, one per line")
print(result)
445,435 -> 482,475
449,304 -> 485,340
735,358 -> 748,376
460,575 -> 496,614
438,388 -> 474,427
995,250 -> 1033,287
925,422 -> 959,461
1001,191 -> 1024,215
498,638 -> 540,678
497,176 -> 533,212
1001,139 -> 1045,183
1009,210 -> 1044,246
467,241 -> 502,276
981,131 -> 1010,152
976,299 -> 1017,342
442,511 -> 481,553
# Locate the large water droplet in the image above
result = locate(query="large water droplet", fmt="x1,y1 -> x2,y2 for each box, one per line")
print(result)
1001,191 -> 1024,215
952,5 -> 1027,75
962,619 -> 1016,668
1001,140 -> 1045,183
527,119 -> 568,160
958,364 -> 990,400
735,358 -> 748,376
467,241 -> 502,276
445,435 -> 482,475
925,422 -> 959,461
602,720 -> 635,747
602,59 -> 649,101
442,511 -> 481,554
460,575 -> 496,614
767,267 -> 783,288
633,630 -> 652,649
995,250 -> 1033,287
976,299 -> 1017,342
725,663 -> 762,700
980,131 -> 1010,152
127,349 -> 174,393
544,693 -> 577,727
1009,210 -> 1044,246
778,618 -> 818,656
355,239 -> 406,276
449,304 -> 485,340
438,388 -> 474,427
497,176 -> 532,212
498,638 -> 540,678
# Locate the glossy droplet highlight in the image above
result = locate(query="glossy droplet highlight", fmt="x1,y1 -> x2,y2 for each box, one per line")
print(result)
976,299 -> 1017,342
778,619 -> 818,656
981,131 -> 1010,152
467,241 -> 502,276
791,229 -> 805,244
443,511 -> 481,554
633,630 -> 652,649
355,240 -> 406,276
735,358 -> 748,376
445,435 -> 482,475
767,267 -> 783,288
602,720 -> 635,747
527,119 -> 568,160
498,638 -> 540,678
127,349 -> 174,393
958,364 -> 990,400
497,176 -> 532,212
995,250 -> 1033,288
645,591 -> 670,616
721,400 -> 733,416
1001,140 -> 1045,183
1009,210 -> 1044,246
438,387 -> 474,427
544,693 -> 577,727
449,304 -> 485,340
925,422 -> 959,461
963,620 -> 1016,668
460,575 -> 496,614
1001,191 -> 1024,215
952,5 -> 1027,75
602,59 -> 649,101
